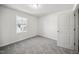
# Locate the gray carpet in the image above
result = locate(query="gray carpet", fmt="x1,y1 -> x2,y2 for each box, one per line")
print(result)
0,36 -> 78,54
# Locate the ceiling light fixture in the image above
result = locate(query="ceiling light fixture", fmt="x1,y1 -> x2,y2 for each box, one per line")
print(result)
32,4 -> 40,8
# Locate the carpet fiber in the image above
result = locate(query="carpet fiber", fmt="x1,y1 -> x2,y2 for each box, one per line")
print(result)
0,36 -> 78,54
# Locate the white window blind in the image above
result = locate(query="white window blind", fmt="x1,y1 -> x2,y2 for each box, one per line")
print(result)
16,15 -> 27,33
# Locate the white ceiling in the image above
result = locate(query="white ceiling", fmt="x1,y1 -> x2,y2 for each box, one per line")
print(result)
3,4 -> 74,17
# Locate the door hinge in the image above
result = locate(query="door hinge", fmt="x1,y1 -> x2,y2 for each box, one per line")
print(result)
74,43 -> 75,46
74,28 -> 76,31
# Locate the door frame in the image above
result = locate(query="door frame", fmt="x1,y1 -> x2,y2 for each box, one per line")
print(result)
73,4 -> 79,52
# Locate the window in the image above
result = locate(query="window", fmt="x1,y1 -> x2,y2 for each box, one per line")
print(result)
16,15 -> 27,33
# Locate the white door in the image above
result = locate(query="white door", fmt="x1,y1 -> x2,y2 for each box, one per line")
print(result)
57,12 -> 74,50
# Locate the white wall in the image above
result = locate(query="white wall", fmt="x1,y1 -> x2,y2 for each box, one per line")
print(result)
38,13 -> 58,40
0,6 -> 38,47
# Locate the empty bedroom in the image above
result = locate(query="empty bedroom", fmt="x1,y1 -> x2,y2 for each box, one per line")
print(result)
0,4 -> 79,54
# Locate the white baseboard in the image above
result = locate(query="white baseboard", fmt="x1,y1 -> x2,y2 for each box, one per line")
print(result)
0,34 -> 37,47
0,34 -> 57,47
38,34 -> 57,41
